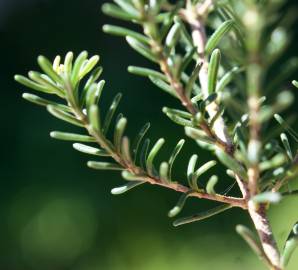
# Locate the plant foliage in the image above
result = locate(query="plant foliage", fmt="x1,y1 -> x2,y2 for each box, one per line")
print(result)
15,0 -> 298,269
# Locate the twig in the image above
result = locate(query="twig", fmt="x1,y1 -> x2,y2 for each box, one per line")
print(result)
67,79 -> 246,209
182,2 -> 234,154
248,202 -> 281,270
245,3 -> 281,268
182,1 -> 282,269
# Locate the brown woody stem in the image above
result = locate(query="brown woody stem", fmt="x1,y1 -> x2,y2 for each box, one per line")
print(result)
248,202 -> 281,269
182,1 -> 282,269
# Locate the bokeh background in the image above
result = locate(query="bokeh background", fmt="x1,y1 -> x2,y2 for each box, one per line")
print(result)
1,0 -> 298,269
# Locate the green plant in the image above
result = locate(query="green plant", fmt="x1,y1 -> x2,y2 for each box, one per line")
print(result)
14,0 -> 298,269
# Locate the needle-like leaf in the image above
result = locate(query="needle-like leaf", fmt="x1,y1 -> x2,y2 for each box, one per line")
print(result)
292,80 -> 298,88
146,138 -> 165,176
205,20 -> 234,55
102,93 -> 122,135
128,66 -> 167,81
149,76 -> 178,97
159,162 -> 170,183
89,104 -> 101,131
132,122 -> 150,162
103,25 -> 150,44
281,222 -> 298,268
206,175 -> 218,195
102,3 -> 141,21
73,143 -> 109,156
181,73 -> 201,95
193,161 -> 217,182
22,93 -> 69,111
28,71 -> 64,95
87,161 -> 124,170
185,62 -> 203,98
15,75 -> 55,94
37,55 -> 63,84
63,52 -> 73,76
71,51 -> 88,86
114,0 -> 140,18
168,139 -> 185,179
165,22 -> 181,49
187,154 -> 198,189
121,136 -> 133,164
121,171 -> 143,181
168,191 -> 193,218
178,47 -> 197,77
274,114 -> 298,142
280,133 -> 293,160
216,66 -> 242,92
47,105 -> 84,127
114,117 -> 127,152
111,181 -> 145,195
50,131 -> 96,142
79,55 -> 100,80
215,148 -> 248,181
162,107 -> 192,119
126,37 -> 159,63
251,192 -> 282,204
163,108 -> 194,127
208,49 -> 221,94
83,67 -> 103,95
173,204 -> 232,226
174,16 -> 193,47
185,127 -> 215,144
85,80 -> 105,109
140,139 -> 150,170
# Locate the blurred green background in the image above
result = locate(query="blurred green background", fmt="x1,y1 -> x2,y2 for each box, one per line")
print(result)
1,0 -> 298,269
